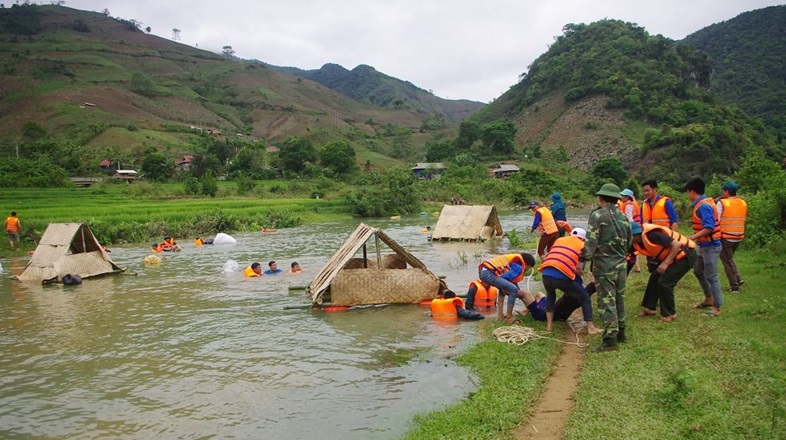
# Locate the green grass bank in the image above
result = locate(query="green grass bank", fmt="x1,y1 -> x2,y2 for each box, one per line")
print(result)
404,249 -> 786,439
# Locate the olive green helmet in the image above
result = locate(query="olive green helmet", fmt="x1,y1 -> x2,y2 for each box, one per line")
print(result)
595,183 -> 622,199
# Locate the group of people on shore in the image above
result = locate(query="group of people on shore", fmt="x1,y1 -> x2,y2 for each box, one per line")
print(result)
431,176 -> 746,353
244,261 -> 302,277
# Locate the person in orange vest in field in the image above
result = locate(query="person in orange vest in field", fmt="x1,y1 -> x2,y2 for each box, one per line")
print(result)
478,252 -> 538,324
716,181 -> 746,292
556,220 -> 572,235
5,211 -> 21,251
686,177 -> 723,317
538,228 -> 603,335
529,200 -> 559,259
631,222 -> 696,323
244,262 -> 263,277
641,179 -> 679,230
464,280 -> 499,310
619,188 -> 643,272
430,289 -> 483,320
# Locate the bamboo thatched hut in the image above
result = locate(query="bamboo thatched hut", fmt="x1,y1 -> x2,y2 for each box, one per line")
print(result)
306,223 -> 446,307
430,205 -> 503,242
16,223 -> 124,283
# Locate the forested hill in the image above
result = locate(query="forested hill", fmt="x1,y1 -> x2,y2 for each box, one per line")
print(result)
478,19 -> 782,183
268,63 -> 485,123
682,5 -> 786,140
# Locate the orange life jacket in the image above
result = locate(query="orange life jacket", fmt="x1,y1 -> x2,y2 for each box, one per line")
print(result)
469,280 -> 498,309
538,236 -> 584,280
479,254 -> 526,284
719,197 -> 747,240
691,197 -> 721,242
643,196 -> 672,227
151,244 -> 164,253
556,220 -> 572,234
194,238 -> 203,246
620,199 -> 642,223
535,207 -> 558,235
244,266 -> 262,277
5,216 -> 19,232
634,224 -> 695,264
163,237 -> 176,248
431,297 -> 465,320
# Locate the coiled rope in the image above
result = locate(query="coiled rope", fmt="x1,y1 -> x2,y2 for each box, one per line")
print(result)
493,323 -> 589,348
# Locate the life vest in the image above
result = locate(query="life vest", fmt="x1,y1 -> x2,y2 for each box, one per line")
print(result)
556,220 -> 572,234
538,236 -> 584,280
642,196 -> 672,227
151,244 -> 164,253
163,237 -> 176,249
634,224 -> 695,264
469,280 -> 498,309
244,266 -> 262,277
5,216 -> 20,232
719,197 -> 747,240
621,199 -> 642,223
430,297 -> 465,320
691,197 -> 721,242
479,254 -> 526,284
194,238 -> 203,246
535,207 -> 558,235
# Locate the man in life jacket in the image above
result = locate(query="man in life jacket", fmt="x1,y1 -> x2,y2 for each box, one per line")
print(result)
244,262 -> 263,277
150,243 -> 165,253
478,252 -> 538,324
529,200 -> 559,259
5,211 -> 21,251
686,177 -> 723,317
539,228 -> 603,335
618,188 -> 643,272
161,235 -> 177,251
430,289 -> 483,320
631,222 -> 696,323
716,181 -> 747,292
641,179 -> 679,230
289,262 -> 303,273
194,237 -> 214,246
464,280 -> 499,310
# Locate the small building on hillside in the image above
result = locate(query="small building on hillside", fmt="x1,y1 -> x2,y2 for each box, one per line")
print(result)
491,163 -> 520,179
411,162 -> 447,179
113,170 -> 138,182
177,155 -> 194,171
99,160 -> 113,171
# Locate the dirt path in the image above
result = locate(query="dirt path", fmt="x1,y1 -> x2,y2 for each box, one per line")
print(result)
513,329 -> 587,439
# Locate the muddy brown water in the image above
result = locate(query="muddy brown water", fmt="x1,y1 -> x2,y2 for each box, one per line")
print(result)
0,211 -> 591,439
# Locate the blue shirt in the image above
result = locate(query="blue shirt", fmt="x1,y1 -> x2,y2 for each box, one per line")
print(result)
501,262 -> 523,282
264,268 -> 283,275
541,266 -> 569,280
531,212 -> 542,231
692,195 -> 721,247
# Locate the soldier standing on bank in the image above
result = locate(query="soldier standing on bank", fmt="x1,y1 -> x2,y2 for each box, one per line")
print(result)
581,183 -> 632,352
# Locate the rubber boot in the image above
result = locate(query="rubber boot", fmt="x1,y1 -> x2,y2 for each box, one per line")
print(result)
617,327 -> 627,343
593,336 -> 619,353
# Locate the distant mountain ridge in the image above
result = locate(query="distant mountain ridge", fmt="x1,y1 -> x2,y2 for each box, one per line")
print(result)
267,63 -> 484,123
682,5 -> 786,138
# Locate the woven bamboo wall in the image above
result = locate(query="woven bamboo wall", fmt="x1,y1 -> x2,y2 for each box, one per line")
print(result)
330,268 -> 440,306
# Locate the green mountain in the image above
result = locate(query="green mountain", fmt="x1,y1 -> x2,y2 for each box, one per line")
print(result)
682,5 -> 786,139
268,63 -> 484,123
475,18 -> 782,183
0,4 -> 471,171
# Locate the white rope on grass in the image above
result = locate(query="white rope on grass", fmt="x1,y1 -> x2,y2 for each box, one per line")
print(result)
493,324 -> 589,348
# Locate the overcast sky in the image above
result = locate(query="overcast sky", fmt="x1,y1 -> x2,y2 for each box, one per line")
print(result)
63,0 -> 783,103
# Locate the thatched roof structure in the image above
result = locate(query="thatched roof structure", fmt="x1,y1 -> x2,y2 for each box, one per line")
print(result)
431,205 -> 504,241
16,223 -> 124,283
306,223 -> 446,306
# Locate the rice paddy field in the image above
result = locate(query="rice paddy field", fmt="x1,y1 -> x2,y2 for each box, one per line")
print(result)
0,183 -> 352,246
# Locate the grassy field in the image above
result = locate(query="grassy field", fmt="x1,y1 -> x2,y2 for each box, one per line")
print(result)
0,183 -> 352,248
403,249 -> 786,439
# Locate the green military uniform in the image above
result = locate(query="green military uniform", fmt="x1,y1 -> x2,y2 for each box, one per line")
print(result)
582,186 -> 632,346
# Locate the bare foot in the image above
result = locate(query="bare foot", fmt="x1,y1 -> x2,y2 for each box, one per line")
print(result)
505,316 -> 519,325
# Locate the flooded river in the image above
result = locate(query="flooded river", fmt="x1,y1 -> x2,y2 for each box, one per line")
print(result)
0,211 -> 589,439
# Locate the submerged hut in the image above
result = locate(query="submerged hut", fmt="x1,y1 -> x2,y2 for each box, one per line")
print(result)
16,223 -> 124,283
430,205 -> 504,242
306,223 -> 446,307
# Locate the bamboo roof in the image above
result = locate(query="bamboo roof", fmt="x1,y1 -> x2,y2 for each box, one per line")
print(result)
431,205 -> 504,241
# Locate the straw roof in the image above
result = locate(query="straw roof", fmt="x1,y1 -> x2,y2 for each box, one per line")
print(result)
17,223 -> 124,282
306,223 -> 445,305
431,205 -> 504,241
